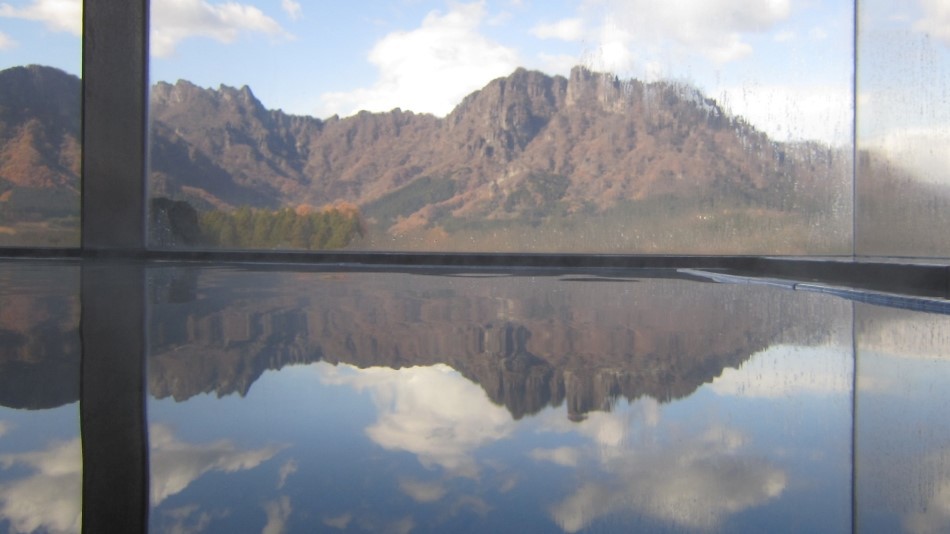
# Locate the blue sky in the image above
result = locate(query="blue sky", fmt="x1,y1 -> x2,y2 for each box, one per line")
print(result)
0,0 -> 947,151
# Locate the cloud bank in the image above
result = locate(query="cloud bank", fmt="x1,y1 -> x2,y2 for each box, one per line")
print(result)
915,0 -> 950,46
318,1 -> 519,118
0,439 -> 82,534
151,0 -> 290,58
0,0 -> 81,35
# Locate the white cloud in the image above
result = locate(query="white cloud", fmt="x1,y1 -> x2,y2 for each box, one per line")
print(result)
531,18 -> 585,41
0,439 -> 82,534
536,52 -> 577,75
915,0 -> 950,46
317,1 -> 519,118
0,0 -> 81,35
151,0 -> 290,58
710,344 -> 852,398
280,0 -> 301,21
487,10 -> 512,26
0,31 -> 16,50
716,83 -> 853,145
581,0 -> 791,69
865,126 -> 950,184
592,16 -> 636,73
774,30 -> 796,42
319,363 -> 515,478
150,423 -> 285,505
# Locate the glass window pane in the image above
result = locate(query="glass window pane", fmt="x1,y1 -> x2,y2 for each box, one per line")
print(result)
856,0 -> 950,258
0,1 -> 82,247
148,1 -> 852,254
856,303 -> 950,531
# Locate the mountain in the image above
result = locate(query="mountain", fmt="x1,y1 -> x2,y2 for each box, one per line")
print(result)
147,66 -> 852,252
0,65 -> 80,245
1,64 -> 857,251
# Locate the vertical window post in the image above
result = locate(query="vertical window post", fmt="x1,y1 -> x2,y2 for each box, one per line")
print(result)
81,0 -> 149,253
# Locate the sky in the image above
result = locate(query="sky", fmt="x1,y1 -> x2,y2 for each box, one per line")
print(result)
0,0 -> 947,151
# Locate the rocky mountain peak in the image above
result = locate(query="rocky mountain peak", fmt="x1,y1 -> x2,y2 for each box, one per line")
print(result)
444,68 -> 566,161
565,65 -> 640,113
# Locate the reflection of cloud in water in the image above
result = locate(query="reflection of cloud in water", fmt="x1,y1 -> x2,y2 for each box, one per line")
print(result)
320,363 -> 515,478
905,480 -> 950,534
399,478 -> 447,503
0,439 -> 81,534
150,423 -> 285,505
896,448 -> 950,534
530,447 -> 580,467
157,504 -> 228,534
262,496 -> 292,534
710,344 -> 850,398
322,512 -> 352,530
541,402 -> 785,532
276,458 -> 298,489
541,398 -> 660,450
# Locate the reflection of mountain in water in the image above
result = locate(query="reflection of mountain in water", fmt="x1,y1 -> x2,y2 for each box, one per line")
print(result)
148,269 -> 844,419
0,265 -> 79,409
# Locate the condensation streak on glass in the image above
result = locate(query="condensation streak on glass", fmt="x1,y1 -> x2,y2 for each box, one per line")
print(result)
855,0 -> 950,258
145,1 -> 853,255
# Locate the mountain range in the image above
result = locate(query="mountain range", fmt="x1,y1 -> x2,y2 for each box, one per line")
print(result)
0,63 -> 858,252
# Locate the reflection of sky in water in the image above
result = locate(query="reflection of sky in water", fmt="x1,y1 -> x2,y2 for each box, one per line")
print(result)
148,336 -> 853,533
0,404 -> 81,534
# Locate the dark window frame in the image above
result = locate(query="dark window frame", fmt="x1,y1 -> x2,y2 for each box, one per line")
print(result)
0,0 -> 936,296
